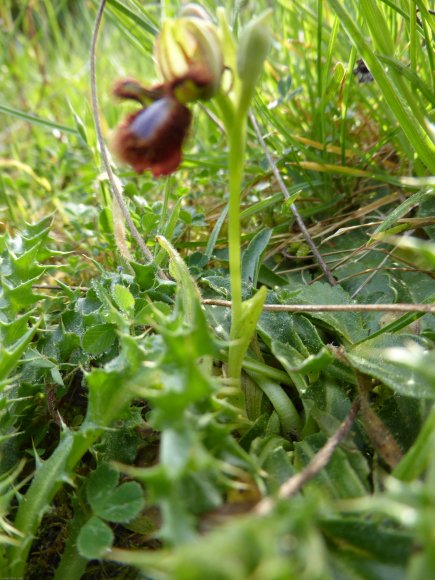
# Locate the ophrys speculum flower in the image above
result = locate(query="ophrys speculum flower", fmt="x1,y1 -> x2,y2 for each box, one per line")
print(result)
111,95 -> 192,177
111,4 -> 223,176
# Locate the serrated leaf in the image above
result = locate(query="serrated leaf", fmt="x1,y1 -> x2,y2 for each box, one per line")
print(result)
112,284 -> 135,314
1,276 -> 46,312
156,235 -> 201,324
0,311 -> 34,347
77,516 -> 113,559
82,323 -> 117,355
0,322 -> 38,382
8,241 -> 46,283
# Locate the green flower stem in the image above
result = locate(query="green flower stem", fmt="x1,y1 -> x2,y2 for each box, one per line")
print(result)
216,91 -> 249,382
227,115 -> 246,342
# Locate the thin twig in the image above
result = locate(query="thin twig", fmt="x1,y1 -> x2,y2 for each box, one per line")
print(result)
249,112 -> 337,286
90,0 -> 154,264
33,286 -> 435,314
33,284 -> 88,292
351,253 -> 390,298
255,398 -> 361,516
202,298 -> 435,314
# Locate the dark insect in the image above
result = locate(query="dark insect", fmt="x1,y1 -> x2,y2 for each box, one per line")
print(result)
353,59 -> 374,84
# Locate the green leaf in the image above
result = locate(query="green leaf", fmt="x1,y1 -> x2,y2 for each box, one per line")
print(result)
92,481 -> 144,524
1,276 -> 46,313
322,518 -> 412,564
272,342 -> 333,375
278,282 -> 365,344
82,323 -> 117,355
77,516 -> 114,560
8,240 -> 46,282
347,334 -> 435,398
156,235 -> 201,324
294,433 -> 368,498
0,103 -> 77,135
0,322 -> 38,383
249,372 -> 301,435
112,284 -> 135,314
242,228 -> 272,287
371,189 -> 435,239
131,262 -> 157,291
86,462 -> 144,525
87,464 -> 119,506
205,205 -> 228,261
229,286 -> 267,380
0,311 -> 34,347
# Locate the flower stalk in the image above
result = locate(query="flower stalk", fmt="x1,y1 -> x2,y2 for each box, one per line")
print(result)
111,4 -> 271,383
216,10 -> 272,382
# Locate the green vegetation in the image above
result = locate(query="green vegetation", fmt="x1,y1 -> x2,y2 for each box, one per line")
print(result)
0,1 -> 434,578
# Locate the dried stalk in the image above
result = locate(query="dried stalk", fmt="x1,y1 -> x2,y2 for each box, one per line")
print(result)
90,0 -> 154,263
249,112 -> 337,286
202,299 -> 435,314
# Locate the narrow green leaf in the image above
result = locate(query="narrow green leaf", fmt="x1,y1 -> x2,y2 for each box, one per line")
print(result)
0,104 -> 77,135
242,228 -> 272,287
372,189 -> 434,237
229,286 -> 267,380
205,204 -> 228,261
249,372 -> 301,435
156,235 -> 201,324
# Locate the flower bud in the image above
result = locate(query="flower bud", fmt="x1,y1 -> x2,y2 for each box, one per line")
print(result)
111,97 -> 192,177
155,11 -> 224,102
237,10 -> 272,112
